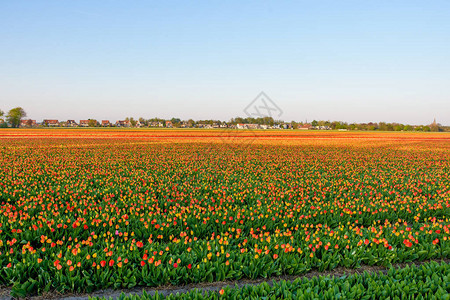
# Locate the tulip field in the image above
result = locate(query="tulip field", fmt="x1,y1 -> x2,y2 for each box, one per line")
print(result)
93,261 -> 450,299
0,129 -> 449,297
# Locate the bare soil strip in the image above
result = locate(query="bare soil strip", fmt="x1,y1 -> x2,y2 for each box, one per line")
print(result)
1,258 -> 448,300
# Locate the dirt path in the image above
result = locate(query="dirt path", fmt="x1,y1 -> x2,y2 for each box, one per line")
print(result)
2,258 -> 449,300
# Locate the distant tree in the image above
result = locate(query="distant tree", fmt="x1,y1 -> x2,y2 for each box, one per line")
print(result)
0,109 -> 6,128
148,117 -> 165,125
88,119 -> 98,127
231,117 -> 245,124
6,107 -> 27,128
169,118 -> 180,128
138,117 -> 148,126
229,116 -> 275,126
330,121 -> 338,129
311,120 -> 318,127
263,117 -> 275,126
333,121 -> 347,130
423,126 -> 431,132
430,124 -> 439,132
394,124 -> 404,131
125,117 -> 137,127
404,125 -> 413,131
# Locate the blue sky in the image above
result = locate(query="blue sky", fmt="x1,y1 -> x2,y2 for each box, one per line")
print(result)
1,1 -> 449,125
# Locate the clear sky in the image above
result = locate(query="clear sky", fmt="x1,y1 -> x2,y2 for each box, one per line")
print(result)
1,1 -> 449,125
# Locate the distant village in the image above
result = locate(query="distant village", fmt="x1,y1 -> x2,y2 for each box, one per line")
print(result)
1,106 -> 445,131
16,118 -> 301,129
7,117 -> 444,132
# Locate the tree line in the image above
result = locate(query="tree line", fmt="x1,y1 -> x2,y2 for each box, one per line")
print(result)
303,120 -> 442,132
0,108 -> 445,132
0,107 -> 27,128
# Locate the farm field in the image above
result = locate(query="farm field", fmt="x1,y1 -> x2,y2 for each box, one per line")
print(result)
91,261 -> 450,299
0,129 -> 449,297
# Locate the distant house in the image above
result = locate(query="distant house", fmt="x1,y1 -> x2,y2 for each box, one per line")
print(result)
149,121 -> 163,127
101,120 -> 111,127
236,124 -> 260,129
20,119 -> 37,127
115,120 -> 130,127
298,124 -> 312,130
165,121 -> 173,128
79,120 -> 89,127
180,121 -> 189,128
66,120 -> 78,127
43,119 -> 60,127
247,124 -> 260,130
